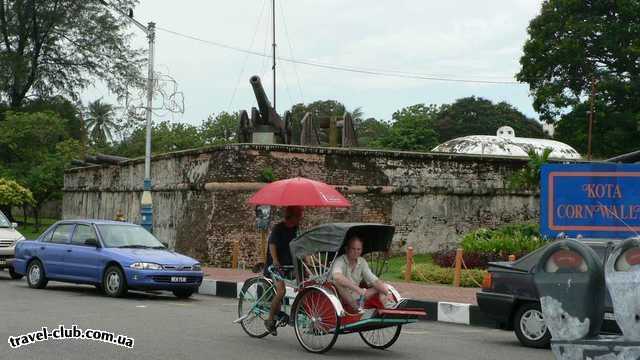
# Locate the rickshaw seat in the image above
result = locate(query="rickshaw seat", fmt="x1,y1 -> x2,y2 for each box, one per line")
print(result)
323,283 -> 386,312
323,281 -> 427,325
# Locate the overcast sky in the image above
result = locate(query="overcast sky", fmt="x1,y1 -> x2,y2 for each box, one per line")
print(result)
84,0 -> 546,128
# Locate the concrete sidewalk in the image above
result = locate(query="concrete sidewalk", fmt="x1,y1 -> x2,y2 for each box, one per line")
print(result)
200,267 -> 495,328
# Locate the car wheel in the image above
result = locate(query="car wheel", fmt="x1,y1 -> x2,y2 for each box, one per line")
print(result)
26,260 -> 48,289
173,289 -> 195,299
513,302 -> 551,348
9,266 -> 24,280
103,266 -> 128,298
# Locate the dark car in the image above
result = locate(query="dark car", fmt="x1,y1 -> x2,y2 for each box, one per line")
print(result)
476,239 -> 620,348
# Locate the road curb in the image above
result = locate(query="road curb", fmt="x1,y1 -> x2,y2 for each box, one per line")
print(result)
199,278 -> 495,328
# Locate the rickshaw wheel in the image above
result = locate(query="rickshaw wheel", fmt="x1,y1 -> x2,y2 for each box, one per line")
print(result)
293,288 -> 341,353
238,277 -> 275,338
359,325 -> 402,349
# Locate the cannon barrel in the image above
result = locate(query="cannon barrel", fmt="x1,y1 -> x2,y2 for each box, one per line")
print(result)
250,75 -> 271,123
71,159 -> 89,167
96,153 -> 129,164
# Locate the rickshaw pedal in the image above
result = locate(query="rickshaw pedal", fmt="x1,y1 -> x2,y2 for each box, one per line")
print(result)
276,312 -> 290,327
232,314 -> 249,324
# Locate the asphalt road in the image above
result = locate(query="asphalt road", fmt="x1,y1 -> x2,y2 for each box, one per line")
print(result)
0,271 -> 553,360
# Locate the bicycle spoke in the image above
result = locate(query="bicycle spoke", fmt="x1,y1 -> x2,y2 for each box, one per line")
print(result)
238,278 -> 275,338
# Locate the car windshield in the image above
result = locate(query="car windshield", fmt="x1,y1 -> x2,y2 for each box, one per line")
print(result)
0,211 -> 10,228
97,224 -> 165,249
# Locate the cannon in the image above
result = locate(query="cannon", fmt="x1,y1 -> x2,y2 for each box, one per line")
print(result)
71,154 -> 130,167
236,75 -> 291,144
237,75 -> 356,146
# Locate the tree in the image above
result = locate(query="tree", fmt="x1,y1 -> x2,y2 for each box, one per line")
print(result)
0,111 -> 81,227
509,148 -> 553,190
0,178 -> 34,222
0,178 -> 34,207
0,96 -> 87,161
517,1 -> 640,123
200,111 -> 238,145
0,0 -> 144,109
110,120 -> 203,158
85,99 -> 118,147
355,117 -> 390,148
289,100 -> 347,144
11,96 -> 84,140
554,102 -> 640,159
432,97 -> 545,142
375,104 -> 439,151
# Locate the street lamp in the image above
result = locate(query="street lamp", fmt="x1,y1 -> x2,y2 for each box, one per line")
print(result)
101,2 -> 155,232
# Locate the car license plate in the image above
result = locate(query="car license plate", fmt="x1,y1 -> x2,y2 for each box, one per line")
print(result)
171,276 -> 187,283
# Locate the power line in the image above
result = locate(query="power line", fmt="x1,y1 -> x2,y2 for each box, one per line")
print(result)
260,6 -> 271,84
227,0 -> 267,111
278,0 -> 304,103
275,0 -> 295,107
156,26 -> 522,85
278,48 -> 296,107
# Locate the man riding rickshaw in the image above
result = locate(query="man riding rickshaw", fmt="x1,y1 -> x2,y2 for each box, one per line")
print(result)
235,178 -> 426,353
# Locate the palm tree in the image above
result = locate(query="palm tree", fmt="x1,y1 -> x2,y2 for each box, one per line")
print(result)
349,107 -> 364,125
85,99 -> 118,146
509,148 -> 554,190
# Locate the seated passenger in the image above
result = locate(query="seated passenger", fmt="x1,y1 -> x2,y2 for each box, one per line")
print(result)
331,235 -> 396,311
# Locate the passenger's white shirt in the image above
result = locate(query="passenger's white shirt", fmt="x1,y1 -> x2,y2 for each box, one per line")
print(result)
331,254 -> 379,303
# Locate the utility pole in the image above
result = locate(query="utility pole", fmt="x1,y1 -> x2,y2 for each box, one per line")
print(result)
587,78 -> 596,161
272,0 -> 276,111
141,22 -> 155,233
100,1 -> 155,232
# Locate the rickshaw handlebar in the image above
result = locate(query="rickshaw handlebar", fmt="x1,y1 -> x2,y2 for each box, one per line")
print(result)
266,264 -> 294,281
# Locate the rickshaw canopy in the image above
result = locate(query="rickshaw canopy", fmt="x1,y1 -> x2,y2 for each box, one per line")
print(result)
289,223 -> 395,259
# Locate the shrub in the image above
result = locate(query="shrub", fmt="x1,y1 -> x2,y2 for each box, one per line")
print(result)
257,167 -> 277,183
0,178 -> 35,207
406,263 -> 486,288
432,249 -> 501,269
461,223 -> 544,255
433,223 -> 547,269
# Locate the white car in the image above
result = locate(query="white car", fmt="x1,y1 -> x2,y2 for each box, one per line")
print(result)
0,210 -> 25,279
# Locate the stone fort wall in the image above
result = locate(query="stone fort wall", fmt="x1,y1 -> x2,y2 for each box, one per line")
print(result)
63,144 -> 539,267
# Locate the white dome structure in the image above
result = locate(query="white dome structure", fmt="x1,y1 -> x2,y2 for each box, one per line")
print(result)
431,126 -> 581,160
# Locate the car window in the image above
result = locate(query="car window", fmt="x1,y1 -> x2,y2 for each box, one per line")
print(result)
40,228 -> 55,243
0,210 -> 10,228
96,224 -> 164,248
71,225 -> 97,246
51,224 -> 75,244
513,246 -> 545,271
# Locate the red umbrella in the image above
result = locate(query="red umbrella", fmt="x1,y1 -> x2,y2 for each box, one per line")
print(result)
248,177 -> 351,207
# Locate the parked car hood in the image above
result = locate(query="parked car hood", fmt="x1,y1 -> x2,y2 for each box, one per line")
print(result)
0,227 -> 23,241
105,248 -> 198,266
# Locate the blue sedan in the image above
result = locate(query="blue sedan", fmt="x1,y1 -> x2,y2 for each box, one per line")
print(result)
13,220 -> 204,298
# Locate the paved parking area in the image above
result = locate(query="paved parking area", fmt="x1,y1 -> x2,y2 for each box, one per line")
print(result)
0,273 -> 550,360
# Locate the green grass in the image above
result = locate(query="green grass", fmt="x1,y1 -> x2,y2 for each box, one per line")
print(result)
381,254 -> 434,281
380,253 -> 484,287
14,217 -> 58,240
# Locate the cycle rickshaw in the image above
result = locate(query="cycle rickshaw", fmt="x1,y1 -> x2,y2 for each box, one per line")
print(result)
234,223 -> 426,353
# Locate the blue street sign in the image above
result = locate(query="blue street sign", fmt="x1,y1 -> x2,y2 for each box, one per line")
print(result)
541,163 -> 640,239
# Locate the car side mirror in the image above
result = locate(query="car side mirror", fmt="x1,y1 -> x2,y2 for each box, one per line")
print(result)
85,238 -> 100,247
161,242 -> 169,248
11,222 -> 18,229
